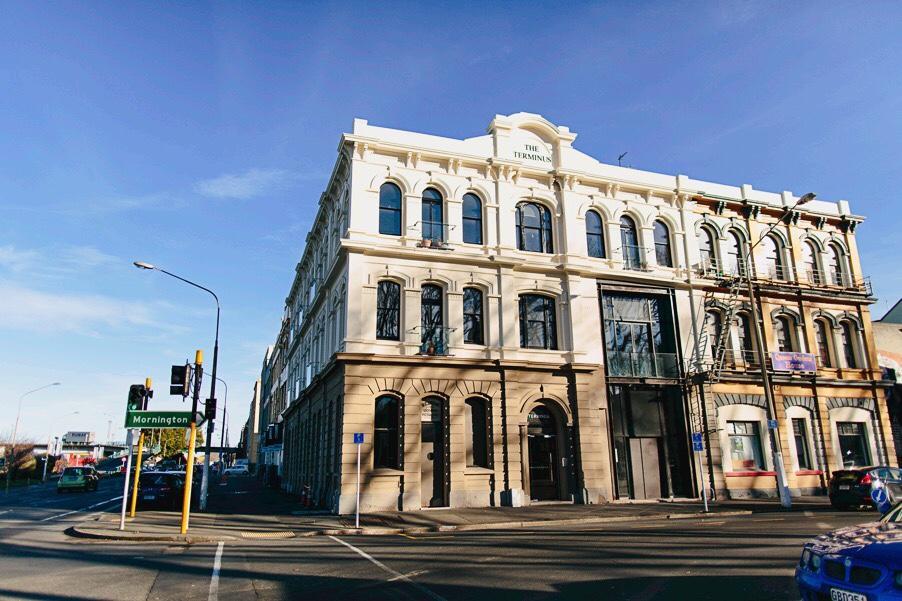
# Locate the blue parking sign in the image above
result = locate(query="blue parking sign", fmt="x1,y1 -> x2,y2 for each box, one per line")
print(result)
692,441 -> 704,452
691,432 -> 703,444
353,432 -> 364,444
767,419 -> 778,430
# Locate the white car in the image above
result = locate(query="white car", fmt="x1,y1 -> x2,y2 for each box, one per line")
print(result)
223,463 -> 249,476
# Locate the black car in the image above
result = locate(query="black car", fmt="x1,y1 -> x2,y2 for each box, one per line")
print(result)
829,466 -> 902,510
136,471 -> 189,510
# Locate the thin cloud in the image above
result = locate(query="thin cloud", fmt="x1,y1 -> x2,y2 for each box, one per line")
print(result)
0,245 -> 119,278
0,281 -> 156,335
0,245 -> 40,273
194,168 -> 302,200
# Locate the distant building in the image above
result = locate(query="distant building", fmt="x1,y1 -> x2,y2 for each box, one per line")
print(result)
244,380 -> 262,472
873,303 -> 902,466
62,431 -> 95,445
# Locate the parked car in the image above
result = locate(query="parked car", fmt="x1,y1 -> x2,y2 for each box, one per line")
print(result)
136,471 -> 197,510
829,466 -> 902,510
223,463 -> 249,476
56,466 -> 99,493
796,501 -> 902,600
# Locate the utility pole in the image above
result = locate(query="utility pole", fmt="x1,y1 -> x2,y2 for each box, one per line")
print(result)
181,350 -> 203,535
129,378 -> 151,518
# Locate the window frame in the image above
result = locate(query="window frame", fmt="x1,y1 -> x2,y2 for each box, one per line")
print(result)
813,318 -> 833,368
585,209 -> 606,259
620,215 -> 641,269
373,395 -> 403,470
376,280 -> 401,341
378,182 -> 403,236
462,193 -> 483,245
699,225 -> 718,271
518,294 -> 558,350
839,320 -> 860,369
465,397 -> 490,469
515,202 -> 554,253
773,315 -> 798,352
792,417 -> 814,471
462,287 -> 485,345
421,187 -> 444,243
653,220 -> 673,268
727,420 -> 766,471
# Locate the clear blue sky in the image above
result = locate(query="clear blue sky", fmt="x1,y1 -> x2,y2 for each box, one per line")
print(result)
2,2 -> 901,445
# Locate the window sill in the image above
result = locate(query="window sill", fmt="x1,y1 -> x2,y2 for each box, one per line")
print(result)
464,466 -> 494,475
725,471 -> 776,477
371,468 -> 403,476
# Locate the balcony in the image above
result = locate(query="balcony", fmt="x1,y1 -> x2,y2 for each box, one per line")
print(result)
606,351 -> 680,379
412,326 -> 454,356
621,244 -> 645,271
409,221 -> 453,250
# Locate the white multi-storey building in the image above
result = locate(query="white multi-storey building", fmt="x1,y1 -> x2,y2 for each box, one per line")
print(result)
270,112 -> 894,513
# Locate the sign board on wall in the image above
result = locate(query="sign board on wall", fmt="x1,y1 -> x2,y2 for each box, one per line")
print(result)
770,352 -> 817,372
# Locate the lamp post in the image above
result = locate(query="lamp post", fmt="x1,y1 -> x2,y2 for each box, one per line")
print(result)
6,382 -> 61,494
134,261 -> 220,512
740,192 -> 815,509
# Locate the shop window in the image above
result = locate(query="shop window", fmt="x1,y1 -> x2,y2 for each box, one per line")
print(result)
462,193 -> 483,245
376,281 -> 401,340
374,395 -> 401,469
465,398 -> 489,468
462,287 -> 484,345
379,182 -> 402,236
586,210 -> 606,258
728,420 -> 765,470
793,418 -> 813,470
837,422 -> 871,468
519,294 -> 557,350
516,202 -> 553,253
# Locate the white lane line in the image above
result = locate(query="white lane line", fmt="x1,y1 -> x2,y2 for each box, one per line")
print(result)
208,541 -> 224,601
817,522 -> 834,530
0,510 -> 10,516
38,496 -> 122,522
328,535 -> 447,601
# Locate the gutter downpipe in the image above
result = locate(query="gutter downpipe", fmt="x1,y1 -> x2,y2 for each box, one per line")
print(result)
678,188 -> 713,507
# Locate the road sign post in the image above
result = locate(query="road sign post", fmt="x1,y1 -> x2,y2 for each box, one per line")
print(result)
354,432 -> 364,529
691,432 -> 708,513
181,350 -> 203,535
119,429 -> 134,531
129,378 -> 151,518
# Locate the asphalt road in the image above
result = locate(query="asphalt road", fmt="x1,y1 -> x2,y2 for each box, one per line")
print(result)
0,477 -> 875,601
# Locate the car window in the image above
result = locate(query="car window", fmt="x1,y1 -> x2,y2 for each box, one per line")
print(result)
889,468 -> 902,481
64,468 -> 84,476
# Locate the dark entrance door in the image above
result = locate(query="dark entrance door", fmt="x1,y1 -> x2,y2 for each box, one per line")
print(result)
421,399 -> 447,508
527,406 -> 560,501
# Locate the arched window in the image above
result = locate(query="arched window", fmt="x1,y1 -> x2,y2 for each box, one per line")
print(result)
421,284 -> 444,354
840,320 -> 860,368
814,319 -> 833,368
699,226 -> 718,272
374,395 -> 401,469
725,230 -> 747,276
653,220 -> 673,267
378,182 -> 402,236
774,315 -> 798,352
422,188 -> 444,243
760,235 -> 787,280
516,202 -> 553,253
376,281 -> 401,341
465,397 -> 489,468
462,287 -> 484,345
830,244 -> 848,286
704,310 -> 724,361
802,241 -> 821,284
462,193 -> 483,245
518,294 -> 557,350
620,216 -> 641,270
586,210 -> 606,258
734,312 -> 755,362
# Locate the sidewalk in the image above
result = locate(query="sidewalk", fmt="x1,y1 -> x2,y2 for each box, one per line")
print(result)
68,477 -> 833,543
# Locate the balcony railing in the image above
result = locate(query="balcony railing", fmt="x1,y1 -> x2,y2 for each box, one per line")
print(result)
606,351 -> 680,378
412,326 -> 455,356
409,222 -> 454,249
621,244 -> 645,271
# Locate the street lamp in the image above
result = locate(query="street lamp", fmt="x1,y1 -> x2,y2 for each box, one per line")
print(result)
742,192 -> 815,510
6,382 -> 61,493
134,261 -> 220,512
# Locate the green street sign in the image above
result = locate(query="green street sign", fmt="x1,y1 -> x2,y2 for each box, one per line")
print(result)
125,410 -> 204,429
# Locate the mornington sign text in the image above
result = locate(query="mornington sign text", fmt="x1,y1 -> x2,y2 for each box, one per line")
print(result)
125,410 -> 204,429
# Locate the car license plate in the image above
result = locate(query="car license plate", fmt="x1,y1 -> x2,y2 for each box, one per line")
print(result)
144,495 -> 155,500
838,485 -> 851,490
830,588 -> 867,601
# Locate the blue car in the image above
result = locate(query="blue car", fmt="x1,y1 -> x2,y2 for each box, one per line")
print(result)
796,501 -> 902,600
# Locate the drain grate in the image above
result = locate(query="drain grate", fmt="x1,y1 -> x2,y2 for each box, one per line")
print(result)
240,531 -> 296,539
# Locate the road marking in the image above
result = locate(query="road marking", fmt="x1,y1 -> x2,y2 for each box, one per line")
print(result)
816,522 -> 834,530
208,541 -> 224,601
328,535 -> 447,601
38,496 -> 122,522
388,569 -> 430,582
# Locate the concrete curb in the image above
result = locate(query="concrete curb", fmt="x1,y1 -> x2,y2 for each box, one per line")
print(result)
65,509 -> 754,543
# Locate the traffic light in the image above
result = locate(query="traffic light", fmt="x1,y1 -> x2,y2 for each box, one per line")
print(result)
170,364 -> 191,396
127,384 -> 146,412
204,397 -> 217,421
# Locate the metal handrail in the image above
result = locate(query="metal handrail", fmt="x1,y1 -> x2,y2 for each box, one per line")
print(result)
621,244 -> 644,271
